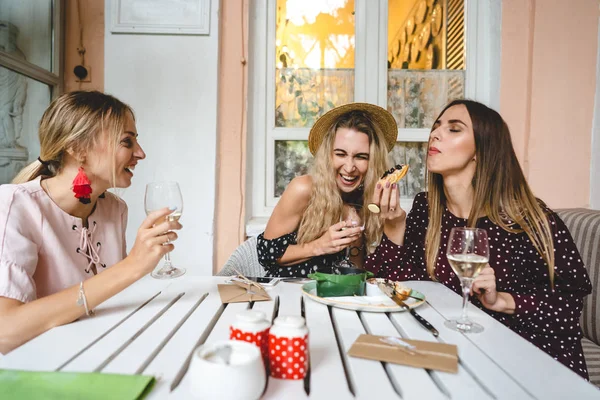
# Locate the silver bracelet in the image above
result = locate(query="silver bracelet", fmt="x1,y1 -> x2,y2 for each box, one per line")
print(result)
76,281 -> 95,317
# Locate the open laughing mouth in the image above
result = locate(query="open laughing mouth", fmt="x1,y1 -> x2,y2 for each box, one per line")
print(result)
340,174 -> 359,185
124,164 -> 136,175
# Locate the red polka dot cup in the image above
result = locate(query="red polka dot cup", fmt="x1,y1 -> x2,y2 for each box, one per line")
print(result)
268,315 -> 309,380
229,310 -> 271,363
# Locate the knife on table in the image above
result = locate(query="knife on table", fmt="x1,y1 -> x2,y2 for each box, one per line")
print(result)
378,283 -> 439,337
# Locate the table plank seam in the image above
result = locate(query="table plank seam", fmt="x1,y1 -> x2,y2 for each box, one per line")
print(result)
301,296 -> 311,397
387,311 -> 452,398
135,293 -> 209,375
169,299 -> 229,391
357,311 -> 403,399
269,296 -> 281,323
328,305 -> 357,397
93,292 -> 186,372
54,290 -> 163,372
425,301 -> 537,399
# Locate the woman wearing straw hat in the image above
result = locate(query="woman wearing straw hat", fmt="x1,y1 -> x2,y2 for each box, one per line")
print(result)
257,103 -> 399,277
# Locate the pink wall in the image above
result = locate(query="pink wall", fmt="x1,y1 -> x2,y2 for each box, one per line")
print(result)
500,0 -> 599,208
214,0 -> 249,273
214,0 -> 600,271
64,0 -> 105,92
58,1 -> 600,271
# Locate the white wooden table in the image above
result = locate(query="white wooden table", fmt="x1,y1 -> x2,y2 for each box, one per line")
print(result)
1,276 -> 598,399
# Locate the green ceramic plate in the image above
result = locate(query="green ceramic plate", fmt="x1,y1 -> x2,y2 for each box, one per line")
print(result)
301,281 -> 425,313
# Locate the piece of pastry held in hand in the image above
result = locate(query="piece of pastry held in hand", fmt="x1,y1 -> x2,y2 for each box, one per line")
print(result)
367,164 -> 409,213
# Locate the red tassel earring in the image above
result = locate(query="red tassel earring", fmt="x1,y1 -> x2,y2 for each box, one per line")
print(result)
72,166 -> 92,204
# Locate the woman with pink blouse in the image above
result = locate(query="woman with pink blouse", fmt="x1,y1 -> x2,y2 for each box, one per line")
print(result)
366,100 -> 592,379
0,91 -> 182,353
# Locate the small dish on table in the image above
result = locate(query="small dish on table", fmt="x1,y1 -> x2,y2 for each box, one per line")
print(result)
302,276 -> 425,313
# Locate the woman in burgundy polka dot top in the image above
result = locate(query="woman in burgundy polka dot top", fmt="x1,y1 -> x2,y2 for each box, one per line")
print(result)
365,100 -> 592,379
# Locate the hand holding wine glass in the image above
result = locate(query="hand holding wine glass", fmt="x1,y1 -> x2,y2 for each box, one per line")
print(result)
128,207 -> 182,275
144,182 -> 186,279
445,227 -> 489,333
332,204 -> 364,269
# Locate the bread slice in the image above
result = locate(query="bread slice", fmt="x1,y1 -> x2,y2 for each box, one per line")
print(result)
380,164 -> 409,185
367,164 -> 409,213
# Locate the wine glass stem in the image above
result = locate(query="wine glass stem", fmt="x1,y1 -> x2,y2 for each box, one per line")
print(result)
460,278 -> 473,323
164,252 -> 172,266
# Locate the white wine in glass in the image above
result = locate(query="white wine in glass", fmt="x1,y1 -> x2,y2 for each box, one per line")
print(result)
447,253 -> 488,279
333,204 -> 364,270
445,227 -> 489,333
144,182 -> 186,279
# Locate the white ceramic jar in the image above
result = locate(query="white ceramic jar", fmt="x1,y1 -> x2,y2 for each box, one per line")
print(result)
268,315 -> 309,379
230,310 -> 271,361
188,340 -> 265,400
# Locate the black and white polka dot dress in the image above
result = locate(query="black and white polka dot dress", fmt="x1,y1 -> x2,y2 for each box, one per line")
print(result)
365,191 -> 592,380
257,231 -> 345,277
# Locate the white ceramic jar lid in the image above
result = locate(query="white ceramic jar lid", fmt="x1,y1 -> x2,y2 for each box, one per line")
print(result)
273,315 -> 305,328
236,310 -> 267,323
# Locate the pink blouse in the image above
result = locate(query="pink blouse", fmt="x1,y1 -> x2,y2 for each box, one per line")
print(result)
0,177 -> 128,303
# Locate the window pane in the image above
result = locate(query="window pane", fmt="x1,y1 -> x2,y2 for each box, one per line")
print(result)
274,140 -> 312,197
390,142 -> 428,198
273,141 -> 428,199
0,67 -> 51,184
387,0 -> 464,199
388,70 -> 464,128
275,0 -> 355,128
0,1 -> 54,72
387,0 -> 465,128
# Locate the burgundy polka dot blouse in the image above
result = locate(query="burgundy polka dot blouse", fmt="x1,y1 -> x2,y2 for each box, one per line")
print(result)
365,192 -> 592,380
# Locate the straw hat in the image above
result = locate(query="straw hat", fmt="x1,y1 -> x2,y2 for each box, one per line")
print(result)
308,103 -> 398,155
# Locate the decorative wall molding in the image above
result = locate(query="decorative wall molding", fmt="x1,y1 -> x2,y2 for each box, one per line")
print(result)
111,0 -> 210,35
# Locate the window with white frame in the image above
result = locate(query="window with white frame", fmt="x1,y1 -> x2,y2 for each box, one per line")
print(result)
248,0 -> 500,232
0,0 -> 63,185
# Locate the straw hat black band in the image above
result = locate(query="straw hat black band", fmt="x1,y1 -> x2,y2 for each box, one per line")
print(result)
308,103 -> 398,155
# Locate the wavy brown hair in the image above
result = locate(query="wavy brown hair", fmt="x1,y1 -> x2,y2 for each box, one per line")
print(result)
425,100 -> 556,286
12,91 -> 134,185
297,110 -> 390,254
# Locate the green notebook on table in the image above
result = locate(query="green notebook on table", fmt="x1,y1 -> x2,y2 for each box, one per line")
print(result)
0,369 -> 156,400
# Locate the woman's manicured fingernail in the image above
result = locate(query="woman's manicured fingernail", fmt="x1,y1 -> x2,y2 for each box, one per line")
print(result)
385,181 -> 390,188
377,183 -> 381,189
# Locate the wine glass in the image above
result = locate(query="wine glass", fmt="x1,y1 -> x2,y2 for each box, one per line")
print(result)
144,181 -> 186,279
444,227 -> 489,333
333,204 -> 364,269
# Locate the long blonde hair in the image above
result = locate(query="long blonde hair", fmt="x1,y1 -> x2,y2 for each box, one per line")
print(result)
12,91 -> 134,185
425,100 -> 556,286
297,110 -> 390,254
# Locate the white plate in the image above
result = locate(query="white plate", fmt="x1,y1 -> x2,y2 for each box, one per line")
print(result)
301,282 -> 425,313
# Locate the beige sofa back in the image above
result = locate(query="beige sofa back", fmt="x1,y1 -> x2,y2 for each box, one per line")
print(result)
557,208 -> 600,345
